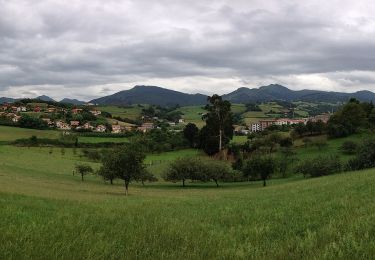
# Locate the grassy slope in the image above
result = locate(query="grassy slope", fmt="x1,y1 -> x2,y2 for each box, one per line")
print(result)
1,144 -> 375,258
97,105 -> 143,120
177,106 -> 206,128
0,125 -> 129,144
0,125 -> 60,142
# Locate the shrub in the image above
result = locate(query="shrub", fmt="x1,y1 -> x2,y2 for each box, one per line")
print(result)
340,141 -> 357,154
312,139 -> 328,150
81,149 -> 102,161
346,140 -> 375,171
302,137 -> 312,147
295,156 -> 341,177
279,137 -> 293,148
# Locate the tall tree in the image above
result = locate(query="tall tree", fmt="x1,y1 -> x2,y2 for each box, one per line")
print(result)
202,94 -> 234,154
183,123 -> 199,148
327,99 -> 366,137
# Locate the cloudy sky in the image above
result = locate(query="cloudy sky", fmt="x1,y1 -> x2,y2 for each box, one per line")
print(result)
1,0 -> 375,101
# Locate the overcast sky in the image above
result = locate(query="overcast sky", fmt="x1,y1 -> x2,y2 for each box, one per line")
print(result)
1,0 -> 375,101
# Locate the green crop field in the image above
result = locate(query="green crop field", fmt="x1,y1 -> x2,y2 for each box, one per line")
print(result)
1,141 -> 375,258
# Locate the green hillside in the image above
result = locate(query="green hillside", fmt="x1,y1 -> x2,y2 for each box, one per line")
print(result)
1,143 -> 375,258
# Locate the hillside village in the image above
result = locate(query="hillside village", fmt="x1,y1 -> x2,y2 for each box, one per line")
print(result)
0,99 -> 332,136
0,101 -> 186,134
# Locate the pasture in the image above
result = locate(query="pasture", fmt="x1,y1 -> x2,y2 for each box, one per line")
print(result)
96,105 -> 143,120
1,124 -> 375,258
0,125 -> 60,142
177,106 -> 206,128
1,141 -> 375,258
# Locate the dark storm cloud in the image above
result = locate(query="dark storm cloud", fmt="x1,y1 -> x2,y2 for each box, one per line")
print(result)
0,0 -> 375,100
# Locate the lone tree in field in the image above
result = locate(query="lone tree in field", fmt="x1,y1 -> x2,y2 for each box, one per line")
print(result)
75,164 -> 94,182
100,143 -> 149,195
201,94 -> 234,155
242,156 -> 276,187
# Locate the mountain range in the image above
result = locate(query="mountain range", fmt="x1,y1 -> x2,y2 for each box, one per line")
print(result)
0,96 -> 86,105
90,84 -> 375,105
2,84 -> 375,106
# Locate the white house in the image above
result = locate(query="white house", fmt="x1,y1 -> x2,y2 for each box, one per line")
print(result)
250,123 -> 261,132
95,125 -> 107,132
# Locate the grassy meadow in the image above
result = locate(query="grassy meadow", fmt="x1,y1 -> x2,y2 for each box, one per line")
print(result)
97,105 -> 143,120
1,114 -> 375,258
177,106 -> 206,128
1,141 -> 375,258
0,125 -> 60,142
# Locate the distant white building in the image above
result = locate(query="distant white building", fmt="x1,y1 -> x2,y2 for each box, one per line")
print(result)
111,125 -> 122,133
17,106 -> 27,112
90,110 -> 102,116
95,125 -> 107,132
250,123 -> 261,132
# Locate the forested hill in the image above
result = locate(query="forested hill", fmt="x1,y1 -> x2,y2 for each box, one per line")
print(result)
90,85 -> 208,106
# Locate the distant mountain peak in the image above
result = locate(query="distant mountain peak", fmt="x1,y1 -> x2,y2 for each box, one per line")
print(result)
90,85 -> 207,106
60,98 -> 86,105
36,95 -> 55,102
259,84 -> 289,90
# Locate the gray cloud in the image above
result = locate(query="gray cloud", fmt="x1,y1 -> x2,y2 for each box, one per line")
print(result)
0,0 -> 375,100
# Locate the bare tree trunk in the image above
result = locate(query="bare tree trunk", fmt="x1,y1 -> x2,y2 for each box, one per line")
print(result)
125,180 -> 129,196
214,179 -> 219,187
219,129 -> 222,151
81,173 -> 84,182
182,179 -> 185,187
110,179 -> 113,185
263,179 -> 266,187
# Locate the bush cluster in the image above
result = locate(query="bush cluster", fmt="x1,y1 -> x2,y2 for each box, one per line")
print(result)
164,157 -> 238,187
295,155 -> 341,177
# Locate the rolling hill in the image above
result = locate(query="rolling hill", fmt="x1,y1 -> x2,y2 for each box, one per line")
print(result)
36,95 -> 55,102
90,85 -> 208,106
0,97 -> 16,104
60,98 -> 86,105
223,84 -> 375,103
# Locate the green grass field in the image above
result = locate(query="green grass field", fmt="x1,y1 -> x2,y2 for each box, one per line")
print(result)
0,125 -> 60,142
1,142 -> 375,258
97,105 -> 143,120
1,124 -> 375,258
178,106 -> 206,128
146,149 -> 204,178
